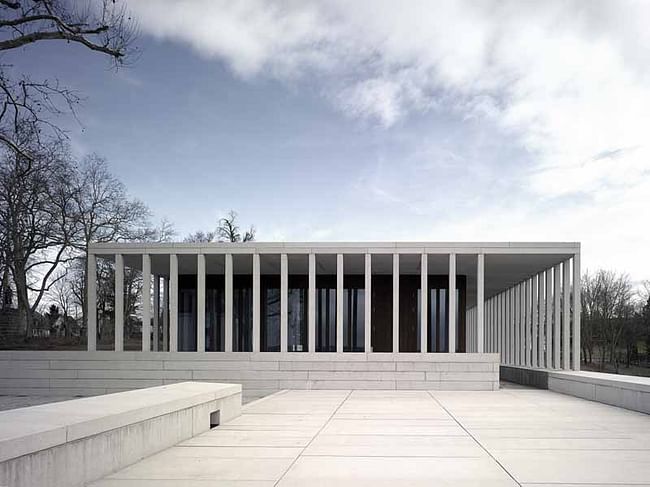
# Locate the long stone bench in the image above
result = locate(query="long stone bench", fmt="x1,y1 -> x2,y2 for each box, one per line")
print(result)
502,365 -> 650,415
0,381 -> 242,487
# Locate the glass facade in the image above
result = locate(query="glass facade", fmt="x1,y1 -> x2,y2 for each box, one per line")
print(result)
343,275 -> 365,352
233,276 -> 252,352
174,270 -> 465,353
288,276 -> 308,352
205,276 -> 224,352
261,276 -> 280,352
178,275 -> 197,352
316,275 -> 336,352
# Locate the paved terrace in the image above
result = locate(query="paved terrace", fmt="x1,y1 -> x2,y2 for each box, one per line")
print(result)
92,386 -> 650,486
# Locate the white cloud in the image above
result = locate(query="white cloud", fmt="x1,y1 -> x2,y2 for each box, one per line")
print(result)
128,0 -> 650,278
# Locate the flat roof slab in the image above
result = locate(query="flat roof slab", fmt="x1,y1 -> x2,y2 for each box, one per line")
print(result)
91,386 -> 650,486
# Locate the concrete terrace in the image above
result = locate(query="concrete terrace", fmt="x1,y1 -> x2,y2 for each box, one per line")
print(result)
91,386 -> 650,486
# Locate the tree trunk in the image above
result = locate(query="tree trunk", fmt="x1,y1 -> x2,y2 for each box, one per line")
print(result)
13,265 -> 33,338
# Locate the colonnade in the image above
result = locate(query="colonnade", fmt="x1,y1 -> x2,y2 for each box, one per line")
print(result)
466,256 -> 580,370
86,252 -> 469,354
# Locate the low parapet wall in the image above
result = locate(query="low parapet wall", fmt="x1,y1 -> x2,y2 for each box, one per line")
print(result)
501,365 -> 650,415
0,351 -> 500,401
0,381 -> 242,487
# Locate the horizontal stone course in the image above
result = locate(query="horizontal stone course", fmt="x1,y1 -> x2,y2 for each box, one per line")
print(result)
0,351 -> 499,398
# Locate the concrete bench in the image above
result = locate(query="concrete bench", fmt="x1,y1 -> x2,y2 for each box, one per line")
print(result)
548,370 -> 650,414
502,365 -> 650,415
0,381 -> 242,487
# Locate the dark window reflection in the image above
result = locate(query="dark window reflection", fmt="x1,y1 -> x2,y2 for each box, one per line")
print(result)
205,275 -> 224,351
288,275 -> 308,352
344,276 -> 364,352
429,287 -> 448,352
316,275 -> 336,352
233,275 -> 252,352
261,276 -> 280,352
178,275 -> 197,352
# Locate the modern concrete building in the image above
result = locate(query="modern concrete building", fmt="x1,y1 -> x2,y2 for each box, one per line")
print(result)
71,241 -> 580,396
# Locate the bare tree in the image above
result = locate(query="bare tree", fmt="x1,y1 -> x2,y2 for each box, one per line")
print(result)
581,270 -> 635,372
184,230 -> 216,243
69,154 -> 150,329
217,211 -> 255,242
184,211 -> 255,243
0,0 -> 137,158
52,270 -> 76,337
0,132 -> 77,336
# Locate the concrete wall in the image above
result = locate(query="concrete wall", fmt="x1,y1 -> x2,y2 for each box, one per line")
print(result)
0,382 -> 241,487
501,365 -> 650,415
0,351 -> 500,402
500,365 -> 548,389
548,370 -> 650,414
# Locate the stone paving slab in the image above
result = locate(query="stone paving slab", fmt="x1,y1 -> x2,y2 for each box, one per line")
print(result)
91,387 -> 650,486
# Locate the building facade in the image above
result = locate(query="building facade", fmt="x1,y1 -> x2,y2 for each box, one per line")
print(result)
81,242 -> 580,395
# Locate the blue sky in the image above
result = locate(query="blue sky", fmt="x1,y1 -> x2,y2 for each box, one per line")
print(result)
15,1 -> 650,281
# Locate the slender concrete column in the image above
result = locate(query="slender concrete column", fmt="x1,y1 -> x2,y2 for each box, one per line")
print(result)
448,253 -> 456,353
490,298 -> 494,353
514,284 -> 520,365
476,253 -> 485,353
525,278 -> 531,367
142,254 -> 152,352
336,254 -> 344,353
485,299 -> 492,353
308,253 -> 316,352
572,254 -> 581,370
562,260 -> 571,369
162,277 -> 168,351
252,253 -> 260,352
114,254 -> 124,352
490,298 -> 495,352
503,290 -> 508,363
224,254 -> 233,352
393,253 -> 400,353
531,275 -> 538,367
553,263 -> 561,369
421,253 -> 428,354
153,275 -> 159,352
545,269 -> 553,368
87,254 -> 97,351
469,309 -> 473,352
498,294 -> 503,363
364,253 -> 372,352
281,253 -> 289,353
538,272 -> 546,367
506,288 -> 512,364
169,254 -> 178,352
520,281 -> 525,365
197,254 -> 206,352
501,292 -> 506,363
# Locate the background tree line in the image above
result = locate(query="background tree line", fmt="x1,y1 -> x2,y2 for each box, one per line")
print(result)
581,271 -> 650,375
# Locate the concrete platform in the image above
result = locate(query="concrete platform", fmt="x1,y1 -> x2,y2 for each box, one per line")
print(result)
0,382 -> 242,487
92,386 -> 650,486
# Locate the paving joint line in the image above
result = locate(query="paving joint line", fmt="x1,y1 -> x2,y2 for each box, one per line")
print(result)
272,390 -> 353,487
427,391 -> 523,487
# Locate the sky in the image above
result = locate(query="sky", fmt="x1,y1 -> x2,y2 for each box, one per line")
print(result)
14,0 -> 650,282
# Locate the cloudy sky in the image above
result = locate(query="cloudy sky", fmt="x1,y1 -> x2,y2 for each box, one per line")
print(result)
17,1 -> 650,281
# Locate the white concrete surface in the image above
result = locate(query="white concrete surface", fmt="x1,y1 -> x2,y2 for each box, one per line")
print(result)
0,382 -> 242,487
549,369 -> 650,414
91,385 -> 650,486
0,351 -> 500,402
